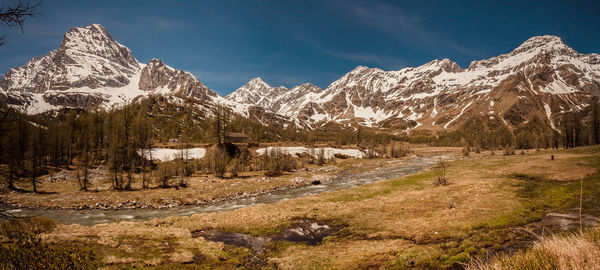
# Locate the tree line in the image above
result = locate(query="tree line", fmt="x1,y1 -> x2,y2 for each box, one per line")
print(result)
415,97 -> 600,151
1,96 -> 599,192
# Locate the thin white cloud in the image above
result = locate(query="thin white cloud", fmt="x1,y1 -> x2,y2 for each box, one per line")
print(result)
347,1 -> 431,44
292,33 -> 406,69
341,1 -> 478,57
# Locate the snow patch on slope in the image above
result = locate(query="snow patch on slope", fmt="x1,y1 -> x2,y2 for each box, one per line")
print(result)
139,148 -> 206,162
256,147 -> 365,159
444,101 -> 473,129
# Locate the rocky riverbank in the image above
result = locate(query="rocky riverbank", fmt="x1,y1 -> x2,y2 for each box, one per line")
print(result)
2,172 -> 335,211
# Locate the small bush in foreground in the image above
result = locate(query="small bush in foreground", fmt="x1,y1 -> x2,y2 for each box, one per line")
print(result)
0,217 -> 97,269
433,160 -> 449,186
0,235 -> 97,270
0,216 -> 56,239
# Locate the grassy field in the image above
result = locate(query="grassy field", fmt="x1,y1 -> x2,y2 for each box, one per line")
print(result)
3,146 -> 600,269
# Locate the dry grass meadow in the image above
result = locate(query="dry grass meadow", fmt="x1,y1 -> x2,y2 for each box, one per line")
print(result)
4,145 -> 600,269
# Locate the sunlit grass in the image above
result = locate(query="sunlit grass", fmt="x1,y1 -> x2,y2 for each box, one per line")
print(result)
35,145 -> 600,269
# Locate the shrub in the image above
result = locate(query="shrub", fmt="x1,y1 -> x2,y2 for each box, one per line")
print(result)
155,162 -> 176,188
261,148 -> 298,171
462,146 -> 471,156
181,163 -> 194,177
365,149 -> 379,159
213,146 -> 228,178
503,146 -> 515,156
230,158 -> 240,177
0,217 -> 56,239
177,177 -> 188,188
389,143 -> 410,158
433,160 -> 449,186
0,217 -> 97,269
317,148 -> 326,166
0,235 -> 97,269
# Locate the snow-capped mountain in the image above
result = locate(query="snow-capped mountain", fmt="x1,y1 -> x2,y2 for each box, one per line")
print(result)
0,24 -> 219,114
138,58 -> 216,101
226,77 -> 289,109
227,79 -> 322,115
1,24 -> 599,132
229,35 -> 600,130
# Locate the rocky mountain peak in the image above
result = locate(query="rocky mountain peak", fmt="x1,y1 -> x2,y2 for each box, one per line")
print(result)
138,58 -> 216,100
516,35 -> 564,50
508,35 -> 576,59
0,24 -> 217,112
420,58 -> 462,73
145,58 -> 174,72
148,58 -> 162,65
467,35 -> 578,71
291,83 -> 322,94
59,24 -> 139,69
0,24 -> 141,94
347,65 -> 382,76
233,77 -> 287,96
61,24 -> 111,47
248,77 -> 268,86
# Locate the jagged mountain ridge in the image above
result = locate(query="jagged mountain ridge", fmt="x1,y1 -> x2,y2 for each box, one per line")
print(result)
227,78 -> 322,115
228,35 -> 600,130
1,23 -> 599,132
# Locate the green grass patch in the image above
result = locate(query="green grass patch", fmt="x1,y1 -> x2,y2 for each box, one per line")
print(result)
218,220 -> 292,237
566,154 -> 600,169
483,172 -> 600,229
326,171 -> 431,203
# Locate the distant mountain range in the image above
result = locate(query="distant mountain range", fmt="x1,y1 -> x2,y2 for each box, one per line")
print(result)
1,24 -> 599,131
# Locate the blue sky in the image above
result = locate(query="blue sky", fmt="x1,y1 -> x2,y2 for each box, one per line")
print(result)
0,0 -> 599,95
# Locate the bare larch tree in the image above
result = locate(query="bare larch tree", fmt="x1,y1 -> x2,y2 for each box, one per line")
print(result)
0,0 -> 41,46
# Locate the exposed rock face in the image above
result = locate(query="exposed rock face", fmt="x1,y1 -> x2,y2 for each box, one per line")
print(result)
246,106 -> 290,127
0,24 -> 140,93
138,59 -> 217,100
0,24 -> 219,114
42,92 -> 107,109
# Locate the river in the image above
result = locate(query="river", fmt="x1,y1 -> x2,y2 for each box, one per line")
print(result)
9,154 -> 452,226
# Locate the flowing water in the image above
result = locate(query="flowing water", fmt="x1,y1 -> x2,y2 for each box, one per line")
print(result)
10,154 -> 452,226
